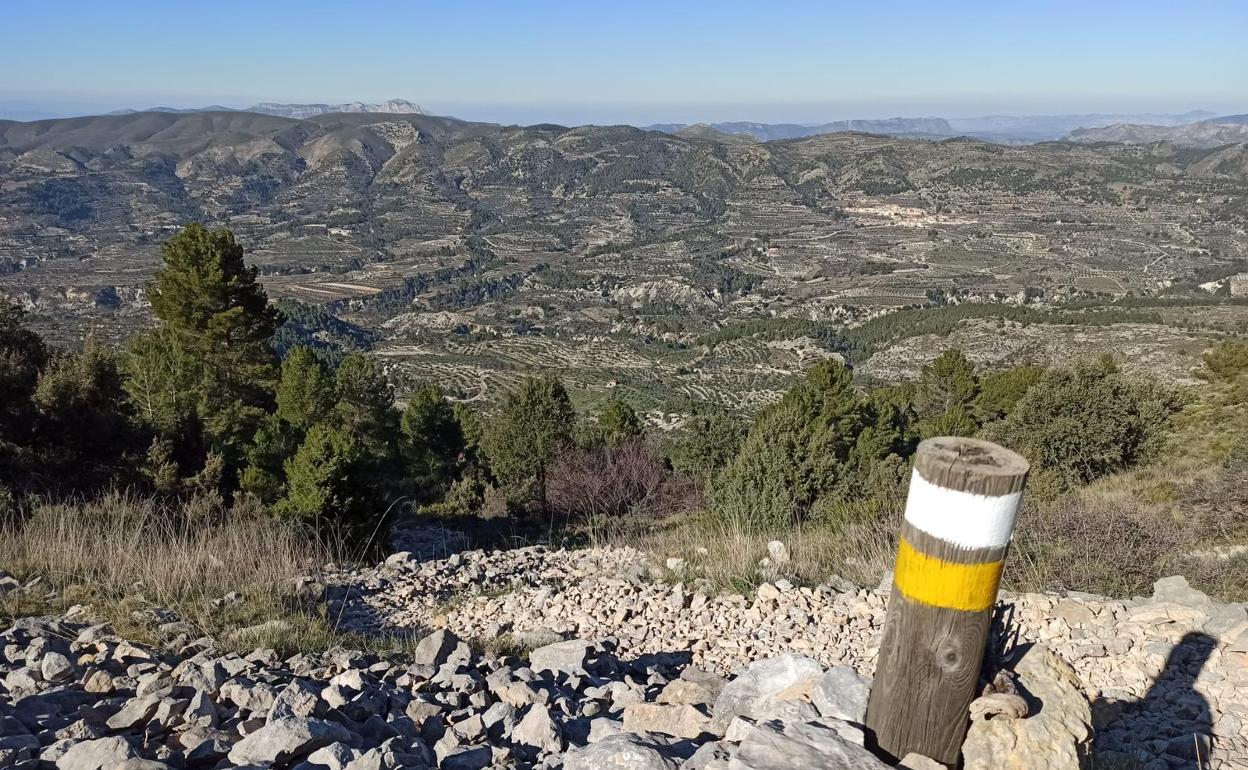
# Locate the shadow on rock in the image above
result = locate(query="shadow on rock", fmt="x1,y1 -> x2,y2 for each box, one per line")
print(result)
1090,631 -> 1217,769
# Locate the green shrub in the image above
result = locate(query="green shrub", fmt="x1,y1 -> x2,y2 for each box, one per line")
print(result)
1201,340 -> 1248,381
986,356 -> 1182,492
709,360 -> 913,528
594,398 -> 644,446
974,364 -> 1045,422
669,408 -> 746,484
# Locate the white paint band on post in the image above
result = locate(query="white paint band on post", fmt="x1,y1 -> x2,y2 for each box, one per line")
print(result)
903,469 -> 1023,550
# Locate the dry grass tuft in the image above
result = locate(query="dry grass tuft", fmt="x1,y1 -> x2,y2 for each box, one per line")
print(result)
0,490 -> 377,654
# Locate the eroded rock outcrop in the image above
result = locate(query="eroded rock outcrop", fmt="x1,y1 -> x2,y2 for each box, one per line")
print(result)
962,644 -> 1092,770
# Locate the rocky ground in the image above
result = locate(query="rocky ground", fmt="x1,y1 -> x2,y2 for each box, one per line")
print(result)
3,532 -> 1248,769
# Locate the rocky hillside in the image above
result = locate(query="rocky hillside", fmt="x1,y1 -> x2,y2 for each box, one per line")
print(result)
1069,115 -> 1248,148
3,531 -> 1246,769
5,108 -> 1248,417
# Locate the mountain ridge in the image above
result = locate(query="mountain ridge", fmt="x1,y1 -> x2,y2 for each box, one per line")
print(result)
1070,115 -> 1248,147
102,98 -> 426,120
645,111 -> 1219,143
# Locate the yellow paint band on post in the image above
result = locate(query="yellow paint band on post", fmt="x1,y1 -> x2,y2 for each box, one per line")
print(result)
893,539 -> 1004,612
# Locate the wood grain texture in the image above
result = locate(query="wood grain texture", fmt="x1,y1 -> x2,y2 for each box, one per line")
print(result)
866,590 -> 994,764
867,437 -> 1027,764
913,436 -> 1029,497
900,520 -> 1009,565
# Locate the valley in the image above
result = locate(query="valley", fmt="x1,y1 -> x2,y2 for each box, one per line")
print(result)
2,111 -> 1248,418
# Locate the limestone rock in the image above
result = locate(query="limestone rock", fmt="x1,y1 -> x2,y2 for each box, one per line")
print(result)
413,629 -> 461,667
766,541 -> 790,566
623,702 -> 713,739
440,745 -> 492,770
529,638 -> 596,676
810,665 -> 869,723
513,704 -> 563,755
899,753 -> 947,770
961,644 -> 1092,770
658,667 -> 727,707
711,654 -> 824,733
56,737 -> 136,770
1152,575 -> 1212,608
729,718 -> 890,769
227,717 -> 353,766
563,732 -> 682,770
40,652 -> 74,682
105,692 -> 165,730
297,742 -> 357,770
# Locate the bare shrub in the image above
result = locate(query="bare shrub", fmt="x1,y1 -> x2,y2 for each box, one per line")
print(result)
1007,497 -> 1188,597
1182,440 -> 1248,541
547,437 -> 696,525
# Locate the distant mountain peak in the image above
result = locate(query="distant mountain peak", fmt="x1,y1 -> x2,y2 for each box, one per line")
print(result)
247,99 -> 424,119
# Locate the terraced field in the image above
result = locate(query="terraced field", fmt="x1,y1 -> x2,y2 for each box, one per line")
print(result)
2,111 -> 1248,419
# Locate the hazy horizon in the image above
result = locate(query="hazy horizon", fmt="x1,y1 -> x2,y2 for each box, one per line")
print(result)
0,93 -> 1241,127
3,0 -> 1246,126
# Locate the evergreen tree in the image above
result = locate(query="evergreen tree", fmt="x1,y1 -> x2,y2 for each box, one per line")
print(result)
916,349 -> 980,438
239,346 -> 338,504
33,334 -> 132,480
710,360 -> 911,528
669,408 -> 745,484
277,423 -> 365,527
148,223 -> 282,391
453,402 -> 485,471
276,346 -> 336,432
973,364 -> 1045,423
126,224 -> 283,481
482,375 -> 575,512
121,328 -> 201,439
400,383 -> 464,497
0,300 -> 47,479
239,414 -> 297,503
987,356 -> 1181,491
1202,340 -> 1248,380
332,354 -> 399,455
595,398 -> 643,445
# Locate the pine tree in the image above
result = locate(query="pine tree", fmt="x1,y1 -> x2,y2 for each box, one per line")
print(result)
0,299 -> 47,479
33,334 -> 132,481
482,375 -> 575,512
710,359 -> 910,528
148,223 -> 282,390
240,414 -> 296,503
400,383 -> 464,497
121,328 -> 201,439
277,423 -> 364,526
669,408 -> 745,484
916,349 -> 980,438
973,364 -> 1045,423
332,354 -> 399,456
276,346 -> 336,432
595,398 -> 643,445
917,349 -> 979,416
126,224 -> 284,481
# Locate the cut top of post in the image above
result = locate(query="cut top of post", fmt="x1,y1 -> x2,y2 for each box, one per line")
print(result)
912,436 -> 1029,498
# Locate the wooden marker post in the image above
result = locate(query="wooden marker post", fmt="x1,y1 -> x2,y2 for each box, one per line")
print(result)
865,436 -> 1028,765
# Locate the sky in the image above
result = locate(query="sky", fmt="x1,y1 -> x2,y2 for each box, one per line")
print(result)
2,0 -> 1246,125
